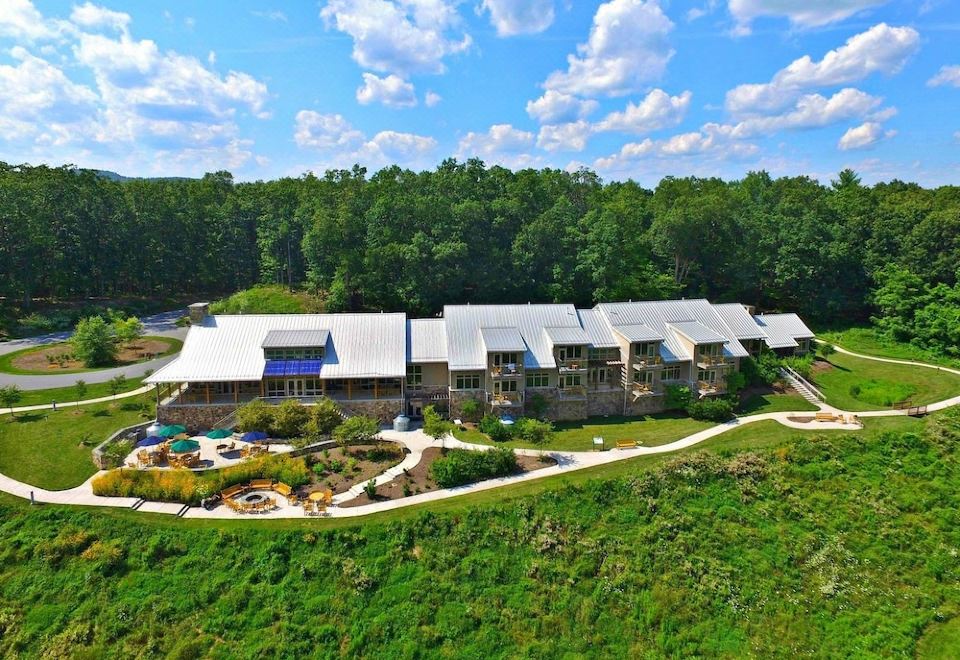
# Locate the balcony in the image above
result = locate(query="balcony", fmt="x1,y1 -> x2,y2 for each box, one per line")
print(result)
632,356 -> 663,370
697,380 -> 727,396
557,358 -> 588,373
487,391 -> 524,407
558,385 -> 588,400
491,364 -> 522,379
696,355 -> 733,369
630,382 -> 660,398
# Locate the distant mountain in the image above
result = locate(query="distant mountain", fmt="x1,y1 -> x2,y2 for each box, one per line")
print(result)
92,169 -> 195,183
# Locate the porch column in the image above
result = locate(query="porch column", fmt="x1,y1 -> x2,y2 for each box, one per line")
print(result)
321,380 -> 326,397
260,380 -> 265,397
205,383 -> 211,404
374,378 -> 379,400
347,380 -> 352,400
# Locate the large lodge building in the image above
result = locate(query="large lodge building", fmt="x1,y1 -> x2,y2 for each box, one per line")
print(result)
148,300 -> 814,428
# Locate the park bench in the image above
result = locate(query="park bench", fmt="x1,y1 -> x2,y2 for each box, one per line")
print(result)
815,412 -> 838,423
250,478 -> 274,490
221,484 -> 247,500
616,440 -> 638,449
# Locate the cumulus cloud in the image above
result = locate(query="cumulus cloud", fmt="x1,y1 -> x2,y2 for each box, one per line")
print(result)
726,23 -> 919,117
320,0 -> 471,76
536,121 -> 592,153
70,2 -> 131,32
294,110 -> 437,169
728,0 -> 889,34
542,0 -> 674,98
595,89 -> 691,134
480,0 -> 555,36
593,128 -> 758,172
837,121 -> 895,150
0,0 -> 69,41
928,65 -> 960,87
456,124 -> 543,168
356,73 -> 417,108
294,111 -> 366,151
526,90 -> 598,124
424,91 -> 442,107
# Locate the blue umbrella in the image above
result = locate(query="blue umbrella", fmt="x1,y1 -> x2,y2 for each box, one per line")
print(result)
136,435 -> 165,448
241,431 -> 269,443
500,416 -> 515,426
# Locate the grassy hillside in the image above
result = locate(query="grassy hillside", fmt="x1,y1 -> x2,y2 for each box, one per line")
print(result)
0,411 -> 957,657
209,285 -> 325,315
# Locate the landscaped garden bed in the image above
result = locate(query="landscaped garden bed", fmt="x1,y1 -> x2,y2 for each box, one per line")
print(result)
304,442 -> 406,495
0,336 -> 181,374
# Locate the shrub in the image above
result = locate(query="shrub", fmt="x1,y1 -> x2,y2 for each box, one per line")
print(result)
305,397 -> 343,438
724,370 -> 747,396
113,316 -> 144,345
782,354 -> 814,380
754,352 -> 783,385
664,383 -> 692,410
423,405 -> 454,443
459,398 -> 481,423
333,416 -> 380,446
363,480 -> 377,498
817,341 -> 836,358
270,399 -> 310,438
525,393 -> 548,419
102,439 -> 134,469
70,316 -> 118,367
687,398 -> 735,422
429,447 -> 519,488
514,418 -> 554,450
236,399 -> 275,433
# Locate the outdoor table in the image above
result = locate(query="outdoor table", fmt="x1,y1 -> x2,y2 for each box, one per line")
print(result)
216,444 -> 229,453
308,491 -> 325,502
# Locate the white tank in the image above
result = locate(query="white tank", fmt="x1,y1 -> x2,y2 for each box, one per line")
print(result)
393,415 -> 410,432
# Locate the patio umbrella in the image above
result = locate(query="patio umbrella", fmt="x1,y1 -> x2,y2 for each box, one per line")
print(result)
205,428 -> 233,439
500,416 -> 515,426
241,431 -> 269,443
170,439 -> 201,454
158,424 -> 187,437
136,435 -> 165,448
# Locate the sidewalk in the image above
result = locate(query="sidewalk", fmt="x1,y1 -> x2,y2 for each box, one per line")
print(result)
0,385 -> 154,416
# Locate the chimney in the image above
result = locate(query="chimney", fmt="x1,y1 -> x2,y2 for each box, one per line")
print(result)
188,302 -> 210,324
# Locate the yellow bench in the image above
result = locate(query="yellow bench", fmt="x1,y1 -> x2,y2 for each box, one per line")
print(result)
815,412 -> 838,423
221,484 -> 247,500
274,482 -> 298,505
616,440 -> 638,449
250,478 -> 274,490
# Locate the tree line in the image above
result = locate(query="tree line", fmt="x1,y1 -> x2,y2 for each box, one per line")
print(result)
1,161 -> 958,331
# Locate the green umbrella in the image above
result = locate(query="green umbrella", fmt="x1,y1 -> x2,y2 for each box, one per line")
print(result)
205,428 -> 233,439
158,424 -> 187,437
170,439 -> 200,454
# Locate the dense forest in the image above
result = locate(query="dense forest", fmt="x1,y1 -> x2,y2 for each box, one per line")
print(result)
1,161 -> 958,338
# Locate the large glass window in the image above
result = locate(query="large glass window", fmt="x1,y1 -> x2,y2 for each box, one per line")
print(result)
266,380 -> 285,397
559,374 -> 582,389
526,371 -> 550,388
493,352 -> 518,366
633,369 -> 653,384
454,373 -> 482,390
635,342 -> 658,359
698,369 -> 718,383
406,365 -> 423,389
662,365 -> 682,381
264,347 -> 324,360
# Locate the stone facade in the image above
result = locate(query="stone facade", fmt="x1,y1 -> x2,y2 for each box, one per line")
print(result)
158,403 -> 238,432
338,399 -> 403,424
587,389 -> 625,417
624,392 -> 666,416
449,390 -> 485,420
405,386 -> 450,415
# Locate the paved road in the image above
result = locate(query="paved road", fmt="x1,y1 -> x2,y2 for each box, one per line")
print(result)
0,310 -> 187,390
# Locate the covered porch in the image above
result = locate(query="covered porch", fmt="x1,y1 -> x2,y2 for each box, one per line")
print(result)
159,377 -> 404,407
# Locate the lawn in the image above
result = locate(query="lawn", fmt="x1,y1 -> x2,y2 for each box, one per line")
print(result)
816,326 -> 960,369
738,392 -> 818,415
0,394 -> 155,490
811,351 -> 960,411
11,377 -> 147,408
0,336 -> 181,375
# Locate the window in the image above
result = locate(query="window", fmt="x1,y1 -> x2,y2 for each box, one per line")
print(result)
526,371 -> 550,388
635,342 -> 657,359
633,370 -> 653,384
304,379 -> 321,396
493,352 -> 518,366
698,369 -> 717,383
496,380 -> 518,393
264,347 -> 324,360
662,365 -> 682,381
266,380 -> 285,397
559,374 -> 582,389
406,365 -> 423,389
455,373 -> 482,390
213,382 -> 235,395
589,347 -> 620,362
558,345 -> 584,361
698,344 -> 722,358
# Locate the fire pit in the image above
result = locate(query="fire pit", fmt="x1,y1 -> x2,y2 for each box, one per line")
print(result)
241,493 -> 266,504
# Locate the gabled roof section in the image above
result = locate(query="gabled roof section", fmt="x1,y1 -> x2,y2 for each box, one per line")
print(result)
713,303 -> 768,341
754,313 -> 815,349
544,326 -> 590,346
480,327 -> 527,352
444,304 -> 581,370
261,329 -> 329,349
597,299 -> 749,362
612,323 -> 663,343
147,313 -> 407,383
667,321 -> 728,345
407,318 -> 447,363
576,309 -> 619,348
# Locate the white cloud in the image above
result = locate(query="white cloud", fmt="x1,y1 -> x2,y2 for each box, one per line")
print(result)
480,0 -> 555,36
456,124 -> 543,168
70,3 -> 131,33
536,121 -> 592,152
837,121 -> 895,150
525,90 -> 598,124
593,129 -> 758,171
369,130 -> 436,159
251,10 -> 288,22
0,0 -> 66,41
542,0 -> 674,98
356,73 -> 417,108
595,89 -> 691,134
728,0 -> 888,34
720,88 -> 887,138
320,0 -> 471,76
294,111 -> 366,150
726,24 -> 919,117
928,65 -> 960,88
425,91 -> 442,107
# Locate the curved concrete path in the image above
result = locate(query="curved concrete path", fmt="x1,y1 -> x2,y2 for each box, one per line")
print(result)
0,310 -> 187,390
1,342 -> 957,520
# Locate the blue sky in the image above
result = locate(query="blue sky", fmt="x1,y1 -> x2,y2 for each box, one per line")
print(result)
2,0 -> 958,185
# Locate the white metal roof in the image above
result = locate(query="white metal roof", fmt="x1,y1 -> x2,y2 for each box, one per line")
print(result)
147,313 -> 407,383
544,326 -> 590,345
754,313 -> 815,349
667,321 -> 728,345
576,309 -> 619,348
445,304 -> 581,370
597,299 -> 749,362
261,329 -> 330,349
713,303 -> 768,341
407,318 -> 447,363
480,327 -> 528,352
612,323 -> 663,343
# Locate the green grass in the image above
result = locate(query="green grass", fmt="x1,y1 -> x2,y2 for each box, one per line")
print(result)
916,616 -> 960,659
210,285 -> 325,314
812,351 -> 960,411
456,413 -> 714,451
11,377 -> 147,408
738,392 -> 819,415
0,411 -> 954,657
816,326 -> 960,369
0,336 -> 181,375
0,394 -> 155,490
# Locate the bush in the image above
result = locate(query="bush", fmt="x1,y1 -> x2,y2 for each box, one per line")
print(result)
817,341 -> 836,358
782,354 -> 814,380
687,398 -> 735,422
270,399 -> 310,438
305,398 -> 343,438
724,370 -> 747,396
525,393 -> 548,419
459,399 -> 481,423
363,480 -> 377,498
754,352 -> 783,385
664,384 -> 692,410
429,447 -> 519,488
236,399 -> 275,433
102,439 -> 134,469
113,317 -> 144,345
423,405 -> 454,442
333,416 -> 380,446
514,418 -> 554,450
70,316 -> 118,367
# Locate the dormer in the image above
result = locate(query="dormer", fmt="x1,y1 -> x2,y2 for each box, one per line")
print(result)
666,321 -> 730,368
261,329 -> 329,361
612,324 -> 664,369
480,327 -> 526,378
544,326 -> 590,372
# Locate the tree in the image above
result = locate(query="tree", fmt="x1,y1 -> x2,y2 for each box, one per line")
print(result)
70,316 -> 118,367
113,316 -> 144,345
423,405 -> 455,448
459,399 -> 481,423
74,379 -> 87,406
306,397 -> 343,438
525,393 -> 548,420
664,384 -> 692,410
270,399 -> 310,438
515,418 -> 554,455
817,341 -> 836,359
108,375 -> 126,399
236,399 -> 275,433
0,385 -> 22,417
333,416 -> 380,447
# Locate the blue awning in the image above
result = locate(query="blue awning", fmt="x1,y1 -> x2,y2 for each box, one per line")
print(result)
262,359 -> 322,377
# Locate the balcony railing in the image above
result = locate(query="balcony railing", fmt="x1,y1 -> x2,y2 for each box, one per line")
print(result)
491,365 -> 521,378
558,385 -> 588,400
557,359 -> 587,372
631,382 -> 660,397
633,355 -> 663,370
487,391 -> 524,406
697,380 -> 726,395
696,355 -> 732,368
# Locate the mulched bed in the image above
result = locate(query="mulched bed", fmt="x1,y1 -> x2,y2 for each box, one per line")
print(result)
302,442 -> 405,496
810,358 -> 834,376
13,338 -> 174,372
339,447 -> 557,508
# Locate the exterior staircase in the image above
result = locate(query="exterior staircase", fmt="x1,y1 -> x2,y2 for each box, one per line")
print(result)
779,366 -> 826,407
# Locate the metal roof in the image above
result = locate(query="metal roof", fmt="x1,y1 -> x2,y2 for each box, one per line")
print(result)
407,318 -> 448,363
667,321 -> 728,345
754,313 -> 815,349
576,309 -> 619,348
261,329 -> 329,349
445,304 -> 581,370
480,327 -> 527,352
612,323 -> 663,343
597,299 -> 749,362
147,313 -> 407,383
713,303 -> 768,340
544,325 -> 590,345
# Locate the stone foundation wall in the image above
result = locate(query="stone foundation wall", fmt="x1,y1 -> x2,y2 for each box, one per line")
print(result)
624,393 -> 666,416
531,389 -> 588,421
450,390 -> 485,420
406,386 -> 450,414
158,404 -> 238,432
338,399 -> 403,424
587,390 -> 625,417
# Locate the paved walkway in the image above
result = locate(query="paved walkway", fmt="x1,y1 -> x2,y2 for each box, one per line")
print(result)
1,342 -> 957,521
0,310 -> 187,390
0,385 -> 155,416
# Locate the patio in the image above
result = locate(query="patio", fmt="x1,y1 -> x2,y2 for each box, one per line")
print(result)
123,435 -> 297,471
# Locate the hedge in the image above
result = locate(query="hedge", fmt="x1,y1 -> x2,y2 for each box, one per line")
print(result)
429,447 -> 519,488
